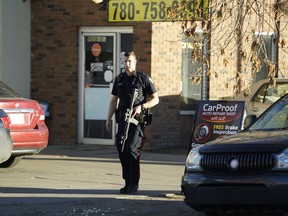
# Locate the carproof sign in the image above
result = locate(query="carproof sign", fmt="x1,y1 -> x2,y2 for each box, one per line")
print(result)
190,100 -> 245,149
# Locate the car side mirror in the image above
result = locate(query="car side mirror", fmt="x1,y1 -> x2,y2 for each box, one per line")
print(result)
243,115 -> 257,129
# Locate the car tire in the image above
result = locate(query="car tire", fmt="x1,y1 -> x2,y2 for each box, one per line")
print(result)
0,156 -> 22,168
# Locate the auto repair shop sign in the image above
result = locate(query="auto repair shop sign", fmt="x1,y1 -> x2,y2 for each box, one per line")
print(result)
190,100 -> 245,149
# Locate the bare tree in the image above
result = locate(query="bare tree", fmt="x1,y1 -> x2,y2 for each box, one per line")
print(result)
167,0 -> 288,97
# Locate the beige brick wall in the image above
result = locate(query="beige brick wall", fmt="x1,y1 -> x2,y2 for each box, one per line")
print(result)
150,22 -> 183,149
279,15 -> 288,78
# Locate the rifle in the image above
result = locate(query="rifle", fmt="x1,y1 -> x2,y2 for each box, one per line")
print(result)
120,88 -> 139,152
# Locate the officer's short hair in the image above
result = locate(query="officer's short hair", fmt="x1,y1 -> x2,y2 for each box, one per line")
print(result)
124,51 -> 137,60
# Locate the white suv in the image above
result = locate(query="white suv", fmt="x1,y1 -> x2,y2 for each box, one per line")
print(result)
221,78 -> 288,117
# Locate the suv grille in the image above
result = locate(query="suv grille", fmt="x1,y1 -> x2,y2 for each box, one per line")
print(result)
200,153 -> 277,175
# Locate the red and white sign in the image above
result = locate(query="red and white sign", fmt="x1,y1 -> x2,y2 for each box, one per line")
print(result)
91,43 -> 101,57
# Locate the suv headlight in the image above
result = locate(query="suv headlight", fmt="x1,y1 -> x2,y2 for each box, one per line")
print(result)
276,148 -> 288,170
186,146 -> 202,171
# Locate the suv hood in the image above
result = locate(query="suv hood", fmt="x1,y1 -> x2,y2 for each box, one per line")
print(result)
199,130 -> 288,154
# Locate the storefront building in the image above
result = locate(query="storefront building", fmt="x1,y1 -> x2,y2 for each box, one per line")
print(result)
28,0 -> 288,149
30,0 -> 187,149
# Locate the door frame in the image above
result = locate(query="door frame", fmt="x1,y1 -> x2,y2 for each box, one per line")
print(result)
77,27 -> 133,145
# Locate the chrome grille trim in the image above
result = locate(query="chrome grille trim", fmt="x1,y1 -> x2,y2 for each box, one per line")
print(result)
200,153 -> 277,174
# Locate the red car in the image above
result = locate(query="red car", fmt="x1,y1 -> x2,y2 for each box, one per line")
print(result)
0,81 -> 49,168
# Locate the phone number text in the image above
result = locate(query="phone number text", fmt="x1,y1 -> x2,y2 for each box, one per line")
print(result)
108,0 -> 208,22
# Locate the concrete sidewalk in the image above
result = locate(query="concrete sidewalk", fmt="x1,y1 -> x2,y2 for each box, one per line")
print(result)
40,144 -> 188,164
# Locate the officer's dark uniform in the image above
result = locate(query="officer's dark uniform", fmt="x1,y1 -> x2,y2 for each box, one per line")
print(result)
112,70 -> 157,192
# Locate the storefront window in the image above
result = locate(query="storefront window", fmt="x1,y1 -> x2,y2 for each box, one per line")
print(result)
181,32 -> 203,112
253,32 -> 275,82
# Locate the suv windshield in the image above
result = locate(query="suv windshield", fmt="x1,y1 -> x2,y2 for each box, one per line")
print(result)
249,94 -> 288,130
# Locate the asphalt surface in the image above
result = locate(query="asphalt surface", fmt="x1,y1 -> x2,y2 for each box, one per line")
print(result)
0,145 -> 201,216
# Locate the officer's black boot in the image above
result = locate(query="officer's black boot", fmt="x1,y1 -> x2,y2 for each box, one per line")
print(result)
120,180 -> 130,194
127,184 -> 138,194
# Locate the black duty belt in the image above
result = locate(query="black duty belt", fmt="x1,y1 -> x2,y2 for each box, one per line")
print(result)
115,108 -> 152,125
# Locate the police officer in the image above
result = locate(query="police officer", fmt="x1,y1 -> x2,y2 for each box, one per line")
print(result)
106,51 -> 159,194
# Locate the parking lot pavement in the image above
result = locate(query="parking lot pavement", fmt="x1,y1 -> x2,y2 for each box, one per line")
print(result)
0,145 -> 200,216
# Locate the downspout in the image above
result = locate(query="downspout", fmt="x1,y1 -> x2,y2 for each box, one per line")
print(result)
274,0 -> 280,77
236,2 -> 244,91
202,1 -> 211,100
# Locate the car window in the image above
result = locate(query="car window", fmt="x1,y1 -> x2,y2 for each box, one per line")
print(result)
252,82 -> 288,105
249,95 -> 288,130
0,82 -> 20,98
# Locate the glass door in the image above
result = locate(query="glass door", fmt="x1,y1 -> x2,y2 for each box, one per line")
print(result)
84,34 -> 114,141
78,27 -> 133,145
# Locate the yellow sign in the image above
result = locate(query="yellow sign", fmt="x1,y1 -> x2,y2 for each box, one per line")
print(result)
108,0 -> 209,22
